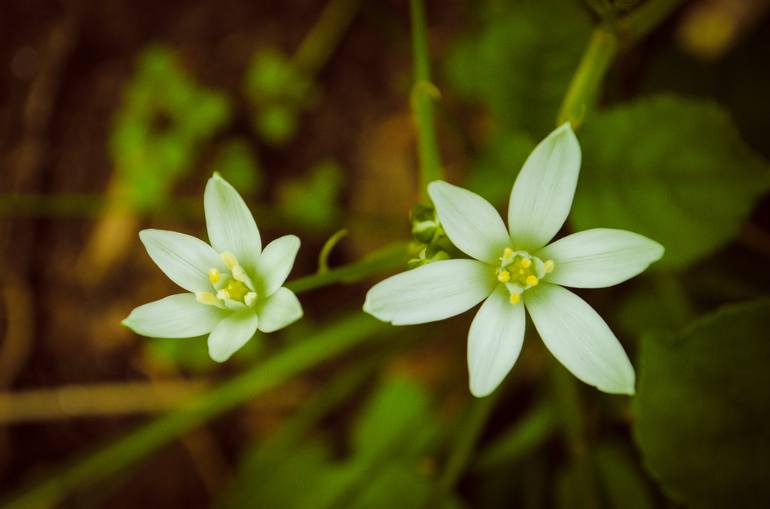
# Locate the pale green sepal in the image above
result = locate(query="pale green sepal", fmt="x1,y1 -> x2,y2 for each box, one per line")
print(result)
122,293 -> 227,338
363,259 -> 495,325
468,286 -> 526,397
139,229 -> 224,293
207,308 -> 259,362
507,123 -> 581,251
204,173 -> 262,275
524,283 -> 635,395
538,228 -> 664,288
256,287 -> 303,333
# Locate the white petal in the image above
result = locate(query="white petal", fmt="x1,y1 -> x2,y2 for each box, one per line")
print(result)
428,181 -> 511,264
256,287 -> 303,333
508,123 -> 581,251
140,229 -> 224,293
207,309 -> 259,362
538,228 -> 664,288
468,286 -> 526,397
254,235 -> 300,297
204,173 -> 262,274
524,284 -> 635,395
122,293 -> 226,338
363,259 -> 495,325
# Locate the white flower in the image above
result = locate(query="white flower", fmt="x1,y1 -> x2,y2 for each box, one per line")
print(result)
364,123 -> 663,397
123,174 -> 303,362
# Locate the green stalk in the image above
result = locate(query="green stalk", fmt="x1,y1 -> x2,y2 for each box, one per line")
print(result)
409,0 -> 443,198
557,0 -> 686,130
292,0 -> 363,78
425,391 -> 500,506
1,314 -> 390,509
286,241 -> 408,293
557,27 -> 618,129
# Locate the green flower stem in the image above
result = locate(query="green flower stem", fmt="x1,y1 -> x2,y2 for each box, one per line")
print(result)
557,27 -> 618,129
557,0 -> 686,129
0,314 -> 391,509
620,0 -> 686,41
287,241 -> 409,293
425,391 -> 501,507
292,0 -> 363,78
409,0 -> 443,199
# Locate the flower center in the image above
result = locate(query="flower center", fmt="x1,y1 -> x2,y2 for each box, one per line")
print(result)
496,248 -> 554,305
195,251 -> 258,309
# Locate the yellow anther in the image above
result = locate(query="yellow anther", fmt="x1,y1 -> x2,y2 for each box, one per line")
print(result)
220,251 -> 239,270
216,289 -> 230,301
208,268 -> 220,284
244,292 -> 258,307
503,248 -> 514,259
195,291 -> 221,307
520,258 -> 532,269
543,260 -> 555,273
497,270 -> 511,283
526,275 -> 539,286
509,293 -> 521,305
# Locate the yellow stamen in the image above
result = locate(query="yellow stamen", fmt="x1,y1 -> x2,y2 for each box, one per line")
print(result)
503,248 -> 514,259
526,275 -> 539,286
208,268 -> 220,284
520,258 -> 532,269
509,293 -> 521,305
497,270 -> 511,283
195,291 -> 221,307
216,289 -> 230,300
231,265 -> 249,284
543,260 -> 555,273
244,292 -> 258,307
221,251 -> 238,270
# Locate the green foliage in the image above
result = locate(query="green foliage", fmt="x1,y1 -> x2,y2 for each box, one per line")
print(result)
110,46 -> 231,210
244,49 -> 315,144
594,443 -> 656,509
445,0 -> 591,137
144,334 -> 259,373
219,377 -> 447,509
465,130 -> 535,206
573,95 -> 770,270
633,300 -> 770,507
277,160 -> 343,229
212,138 -> 262,194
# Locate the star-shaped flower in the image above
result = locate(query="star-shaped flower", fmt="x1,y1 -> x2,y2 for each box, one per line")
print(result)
364,123 -> 663,397
123,173 -> 303,362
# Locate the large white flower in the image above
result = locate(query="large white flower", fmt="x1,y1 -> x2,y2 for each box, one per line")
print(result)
123,174 -> 303,362
364,123 -> 663,397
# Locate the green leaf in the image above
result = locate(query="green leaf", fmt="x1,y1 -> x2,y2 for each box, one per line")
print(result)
633,300 -> 770,507
573,95 -> 770,270
594,443 -> 655,509
444,0 -> 591,137
352,377 -> 437,461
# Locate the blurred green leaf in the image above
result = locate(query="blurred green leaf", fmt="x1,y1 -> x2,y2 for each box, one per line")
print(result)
473,401 -> 556,471
445,0 -> 591,137
633,300 -> 770,507
278,160 -> 343,230
219,377 -> 443,509
352,376 -> 437,460
594,443 -> 655,509
466,130 -> 535,207
573,95 -> 770,270
213,138 -> 262,194
110,45 -> 231,210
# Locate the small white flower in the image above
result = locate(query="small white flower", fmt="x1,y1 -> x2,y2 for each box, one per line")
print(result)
364,123 -> 664,397
123,173 -> 303,362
